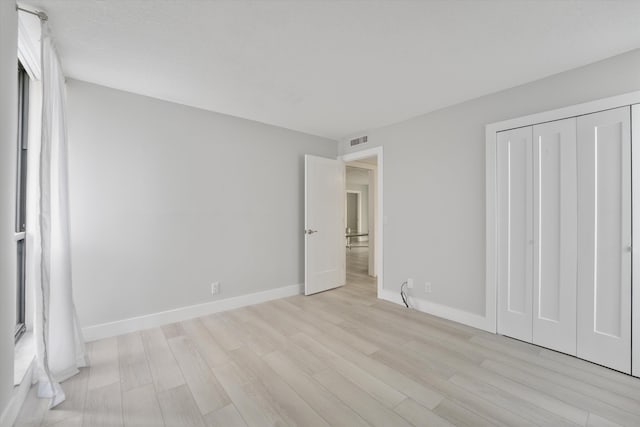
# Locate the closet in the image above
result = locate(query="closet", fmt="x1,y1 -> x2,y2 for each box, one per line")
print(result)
496,106 -> 634,374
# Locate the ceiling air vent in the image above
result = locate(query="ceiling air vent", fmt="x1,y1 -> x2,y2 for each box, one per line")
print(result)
350,135 -> 368,147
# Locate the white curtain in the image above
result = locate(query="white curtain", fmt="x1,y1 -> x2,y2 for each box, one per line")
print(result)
35,25 -> 87,409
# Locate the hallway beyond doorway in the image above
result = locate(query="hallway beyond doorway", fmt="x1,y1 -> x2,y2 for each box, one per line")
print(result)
346,246 -> 376,296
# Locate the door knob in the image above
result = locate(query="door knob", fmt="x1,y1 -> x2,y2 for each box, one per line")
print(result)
305,229 -> 318,235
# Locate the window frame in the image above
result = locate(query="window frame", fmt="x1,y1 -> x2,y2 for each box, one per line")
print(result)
15,62 -> 29,343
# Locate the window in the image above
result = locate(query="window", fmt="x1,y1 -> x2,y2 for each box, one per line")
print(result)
15,63 -> 29,342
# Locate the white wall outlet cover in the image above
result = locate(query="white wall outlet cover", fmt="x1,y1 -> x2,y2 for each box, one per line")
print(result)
425,282 -> 432,293
407,278 -> 414,289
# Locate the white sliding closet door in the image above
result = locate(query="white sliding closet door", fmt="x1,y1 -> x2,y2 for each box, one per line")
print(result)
497,127 -> 533,343
532,118 -> 577,355
577,107 -> 631,374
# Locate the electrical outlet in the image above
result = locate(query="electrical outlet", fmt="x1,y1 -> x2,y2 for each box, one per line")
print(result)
425,282 -> 432,293
407,278 -> 414,289
211,282 -> 220,295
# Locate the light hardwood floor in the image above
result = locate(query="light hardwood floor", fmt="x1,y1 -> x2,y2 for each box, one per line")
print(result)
16,247 -> 640,426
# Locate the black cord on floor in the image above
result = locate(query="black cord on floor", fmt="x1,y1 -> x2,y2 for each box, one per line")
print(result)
400,281 -> 409,308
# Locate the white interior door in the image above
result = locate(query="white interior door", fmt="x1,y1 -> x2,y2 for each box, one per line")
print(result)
497,127 -> 534,343
305,155 -> 345,295
577,107 -> 632,373
632,104 -> 640,378
532,118 -> 577,355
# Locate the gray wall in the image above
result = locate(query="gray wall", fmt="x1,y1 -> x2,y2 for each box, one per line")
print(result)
0,1 -> 17,422
67,80 -> 337,328
340,48 -> 640,316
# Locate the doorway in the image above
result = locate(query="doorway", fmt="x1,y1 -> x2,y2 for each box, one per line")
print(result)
341,147 -> 383,297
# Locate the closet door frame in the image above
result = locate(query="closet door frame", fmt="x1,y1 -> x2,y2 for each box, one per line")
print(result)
486,91 -> 640,377
633,104 -> 640,378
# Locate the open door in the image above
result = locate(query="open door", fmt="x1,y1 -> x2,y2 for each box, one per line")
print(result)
305,155 -> 345,295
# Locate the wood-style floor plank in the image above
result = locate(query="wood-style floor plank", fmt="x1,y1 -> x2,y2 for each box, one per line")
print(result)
433,398 -> 498,427
82,382 -> 123,427
284,299 -> 380,355
230,346 -> 330,427
312,369 -> 412,427
292,332 -> 407,409
462,361 -> 589,425
248,303 -> 301,337
485,353 -> 640,416
587,413 -> 625,427
87,337 -> 119,391
156,384 -> 205,427
117,332 -> 152,392
539,348 -> 640,392
200,314 -> 244,352
298,331 -> 444,410
449,373 -> 580,427
278,340 -> 327,376
481,359 -> 640,426
263,350 -> 370,427
180,318 -> 229,368
212,361 -> 286,427
140,328 -> 185,392
393,399 -> 456,427
49,414 -> 83,427
203,404 -> 247,427
122,384 -> 164,427
160,323 -> 184,340
167,335 -> 230,415
216,313 -> 277,356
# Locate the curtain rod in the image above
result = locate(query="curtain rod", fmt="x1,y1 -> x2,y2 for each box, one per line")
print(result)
17,6 -> 48,21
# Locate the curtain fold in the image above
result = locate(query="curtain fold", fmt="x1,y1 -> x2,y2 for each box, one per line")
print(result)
34,25 -> 87,409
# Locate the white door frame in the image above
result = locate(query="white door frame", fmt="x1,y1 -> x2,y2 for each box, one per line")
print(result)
340,146 -> 383,299
487,90 -> 640,337
633,105 -> 640,378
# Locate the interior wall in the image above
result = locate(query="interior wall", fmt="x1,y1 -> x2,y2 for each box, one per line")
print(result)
66,80 -> 337,329
340,48 -> 640,316
0,1 -> 17,422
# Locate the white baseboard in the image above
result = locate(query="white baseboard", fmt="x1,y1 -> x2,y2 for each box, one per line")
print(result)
379,289 -> 493,332
82,283 -> 303,342
0,359 -> 34,427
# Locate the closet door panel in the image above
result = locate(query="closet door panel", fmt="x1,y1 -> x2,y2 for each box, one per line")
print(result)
532,118 -> 577,356
497,127 -> 533,342
577,107 -> 631,373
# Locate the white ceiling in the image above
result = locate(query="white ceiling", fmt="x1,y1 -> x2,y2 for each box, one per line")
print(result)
24,0 -> 640,140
